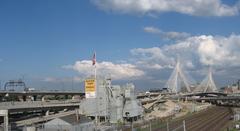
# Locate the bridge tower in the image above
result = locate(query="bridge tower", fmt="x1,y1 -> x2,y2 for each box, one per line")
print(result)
194,67 -> 218,93
165,58 -> 192,93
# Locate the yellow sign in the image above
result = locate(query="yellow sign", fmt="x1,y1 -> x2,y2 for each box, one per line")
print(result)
85,79 -> 96,98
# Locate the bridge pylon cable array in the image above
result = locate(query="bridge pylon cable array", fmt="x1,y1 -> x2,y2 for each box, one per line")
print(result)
165,58 -> 193,93
194,67 -> 218,93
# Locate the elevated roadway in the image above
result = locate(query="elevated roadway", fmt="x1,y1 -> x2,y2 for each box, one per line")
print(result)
182,95 -> 240,107
185,96 -> 240,101
0,90 -> 84,96
0,100 -> 80,113
182,92 -> 227,97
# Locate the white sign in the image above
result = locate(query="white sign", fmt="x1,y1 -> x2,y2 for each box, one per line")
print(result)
85,79 -> 96,98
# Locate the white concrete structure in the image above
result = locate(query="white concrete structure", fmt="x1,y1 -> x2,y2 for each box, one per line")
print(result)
0,110 -> 8,131
80,77 -> 144,123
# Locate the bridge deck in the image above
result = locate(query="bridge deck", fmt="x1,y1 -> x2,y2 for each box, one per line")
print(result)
0,100 -> 80,113
0,90 -> 84,96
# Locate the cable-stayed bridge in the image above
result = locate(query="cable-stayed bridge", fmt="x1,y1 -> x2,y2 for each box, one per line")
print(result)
194,67 -> 218,93
166,58 -> 218,94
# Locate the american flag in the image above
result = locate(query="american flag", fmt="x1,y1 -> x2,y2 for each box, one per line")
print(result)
92,52 -> 96,66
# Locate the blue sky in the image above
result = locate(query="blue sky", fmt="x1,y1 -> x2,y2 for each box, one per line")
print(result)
0,0 -> 240,91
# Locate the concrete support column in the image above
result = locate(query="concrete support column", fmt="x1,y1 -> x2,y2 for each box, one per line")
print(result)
4,114 -> 8,131
45,110 -> 49,116
72,95 -> 80,100
18,96 -> 24,102
185,97 -> 188,102
0,110 -> 8,131
41,96 -> 45,102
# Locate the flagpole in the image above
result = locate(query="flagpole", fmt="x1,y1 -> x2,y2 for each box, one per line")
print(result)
94,51 -> 97,80
94,52 -> 98,126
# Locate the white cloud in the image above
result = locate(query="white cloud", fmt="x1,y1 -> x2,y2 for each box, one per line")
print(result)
165,34 -> 240,67
131,47 -> 175,69
164,32 -> 190,40
143,26 -> 190,40
43,76 -> 83,83
143,26 -> 161,34
132,34 -> 240,69
63,60 -> 144,80
185,61 -> 195,69
91,0 -> 239,16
